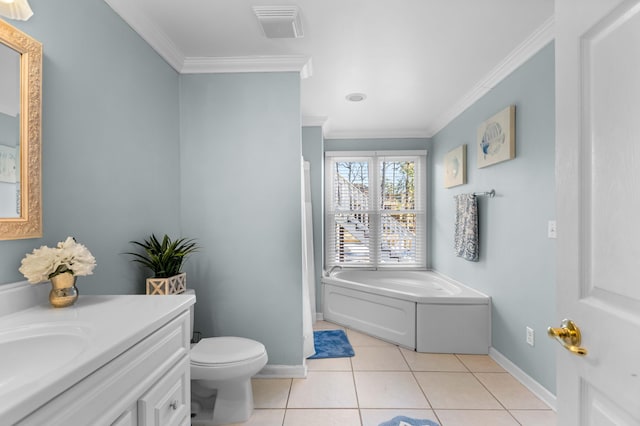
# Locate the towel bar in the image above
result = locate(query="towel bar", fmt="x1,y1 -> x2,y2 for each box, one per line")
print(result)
472,189 -> 495,198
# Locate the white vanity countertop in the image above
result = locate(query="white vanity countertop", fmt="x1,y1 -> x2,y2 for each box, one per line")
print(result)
0,289 -> 195,423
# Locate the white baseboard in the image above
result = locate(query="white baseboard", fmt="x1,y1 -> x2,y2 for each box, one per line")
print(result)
255,364 -> 308,379
489,347 -> 557,411
315,312 -> 324,321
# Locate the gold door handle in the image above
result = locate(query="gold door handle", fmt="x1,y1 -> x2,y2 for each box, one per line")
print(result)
547,319 -> 588,356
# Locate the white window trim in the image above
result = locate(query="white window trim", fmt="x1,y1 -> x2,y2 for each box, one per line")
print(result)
325,150 -> 427,157
324,150 -> 427,270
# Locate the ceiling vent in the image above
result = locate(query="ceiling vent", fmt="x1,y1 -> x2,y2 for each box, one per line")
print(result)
253,6 -> 303,39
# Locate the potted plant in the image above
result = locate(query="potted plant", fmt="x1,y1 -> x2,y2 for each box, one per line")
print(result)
127,234 -> 198,295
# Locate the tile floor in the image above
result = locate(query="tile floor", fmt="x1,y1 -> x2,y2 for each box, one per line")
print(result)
229,321 -> 556,426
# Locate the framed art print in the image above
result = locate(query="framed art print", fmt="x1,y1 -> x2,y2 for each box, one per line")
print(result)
477,105 -> 515,168
444,144 -> 467,188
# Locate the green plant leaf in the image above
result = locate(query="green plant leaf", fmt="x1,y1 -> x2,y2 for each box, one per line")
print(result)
125,234 -> 199,278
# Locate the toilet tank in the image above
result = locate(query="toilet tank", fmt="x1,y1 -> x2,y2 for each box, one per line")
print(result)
185,289 -> 196,339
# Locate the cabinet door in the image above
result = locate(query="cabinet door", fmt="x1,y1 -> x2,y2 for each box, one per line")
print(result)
138,356 -> 189,426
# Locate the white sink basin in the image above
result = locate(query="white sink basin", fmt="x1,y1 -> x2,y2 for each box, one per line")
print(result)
0,324 -> 89,394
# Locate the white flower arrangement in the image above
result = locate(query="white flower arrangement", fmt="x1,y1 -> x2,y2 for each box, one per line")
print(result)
19,236 -> 97,284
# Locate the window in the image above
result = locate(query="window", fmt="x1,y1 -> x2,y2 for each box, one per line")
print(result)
325,150 -> 426,268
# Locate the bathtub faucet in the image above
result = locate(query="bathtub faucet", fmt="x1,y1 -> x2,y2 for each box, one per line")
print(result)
327,265 -> 343,276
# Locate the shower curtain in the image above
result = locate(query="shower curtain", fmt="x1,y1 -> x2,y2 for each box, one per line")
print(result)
302,159 -> 317,359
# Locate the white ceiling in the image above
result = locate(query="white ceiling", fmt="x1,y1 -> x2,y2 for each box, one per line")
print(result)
104,0 -> 554,139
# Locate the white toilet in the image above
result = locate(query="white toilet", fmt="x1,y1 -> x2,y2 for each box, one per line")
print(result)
186,289 -> 268,426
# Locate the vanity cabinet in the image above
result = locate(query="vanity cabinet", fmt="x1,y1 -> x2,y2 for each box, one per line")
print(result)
18,310 -> 191,426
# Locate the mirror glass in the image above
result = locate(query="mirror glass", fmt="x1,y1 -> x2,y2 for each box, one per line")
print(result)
0,43 -> 20,218
0,19 -> 42,240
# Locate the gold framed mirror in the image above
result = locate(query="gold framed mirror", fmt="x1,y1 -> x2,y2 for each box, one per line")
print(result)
0,18 -> 42,240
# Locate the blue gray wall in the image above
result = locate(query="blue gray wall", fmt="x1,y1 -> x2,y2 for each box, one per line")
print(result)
0,0 -> 180,292
431,43 -> 556,392
301,126 -> 324,314
180,73 -> 303,366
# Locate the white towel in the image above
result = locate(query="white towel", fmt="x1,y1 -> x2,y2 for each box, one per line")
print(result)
454,194 -> 479,261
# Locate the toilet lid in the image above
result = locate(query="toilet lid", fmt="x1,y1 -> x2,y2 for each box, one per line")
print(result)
191,336 -> 266,365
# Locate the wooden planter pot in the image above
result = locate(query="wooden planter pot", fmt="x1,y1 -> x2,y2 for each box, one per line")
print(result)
146,272 -> 186,295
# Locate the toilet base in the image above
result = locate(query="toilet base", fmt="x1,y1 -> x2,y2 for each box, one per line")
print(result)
191,378 -> 254,426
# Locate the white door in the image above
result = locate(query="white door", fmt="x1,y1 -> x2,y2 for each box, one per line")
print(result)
555,0 -> 640,424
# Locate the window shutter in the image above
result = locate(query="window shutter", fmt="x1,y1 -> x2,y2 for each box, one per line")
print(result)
325,158 -> 374,266
377,156 -> 425,267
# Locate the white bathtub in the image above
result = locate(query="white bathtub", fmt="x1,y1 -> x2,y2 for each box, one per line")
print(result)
322,270 -> 491,354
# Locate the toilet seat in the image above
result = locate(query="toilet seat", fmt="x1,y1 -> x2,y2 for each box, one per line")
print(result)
191,336 -> 266,366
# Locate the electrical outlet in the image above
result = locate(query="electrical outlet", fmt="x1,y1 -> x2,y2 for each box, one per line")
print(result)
526,327 -> 535,346
548,220 -> 557,239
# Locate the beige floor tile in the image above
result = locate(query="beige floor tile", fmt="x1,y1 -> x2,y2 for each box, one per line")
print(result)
252,378 -> 291,409
510,409 -> 557,426
415,372 -> 502,409
283,409 -> 361,426
435,409 -> 519,426
354,371 -> 430,409
243,327 -> 551,425
313,321 -> 345,331
400,349 -> 469,372
346,329 -> 397,347
352,346 -> 409,371
288,371 -> 358,408
307,356 -> 353,371
360,409 -> 437,426
456,354 -> 505,372
474,373 -> 549,409
227,408 -> 285,425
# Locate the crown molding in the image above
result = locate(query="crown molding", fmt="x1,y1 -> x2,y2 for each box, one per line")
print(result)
105,1 -> 313,77
181,55 -> 313,77
425,15 -> 555,137
104,0 -> 185,71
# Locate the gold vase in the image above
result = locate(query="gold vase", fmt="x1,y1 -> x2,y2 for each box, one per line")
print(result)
49,272 -> 78,308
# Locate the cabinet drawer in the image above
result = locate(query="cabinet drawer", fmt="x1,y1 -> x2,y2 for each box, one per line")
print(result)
111,405 -> 137,426
139,356 -> 189,426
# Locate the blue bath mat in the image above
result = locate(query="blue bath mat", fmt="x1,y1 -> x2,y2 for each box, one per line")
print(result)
378,416 -> 440,426
307,329 -> 355,359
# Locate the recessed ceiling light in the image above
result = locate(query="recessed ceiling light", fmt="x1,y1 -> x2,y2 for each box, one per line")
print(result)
346,93 -> 367,102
